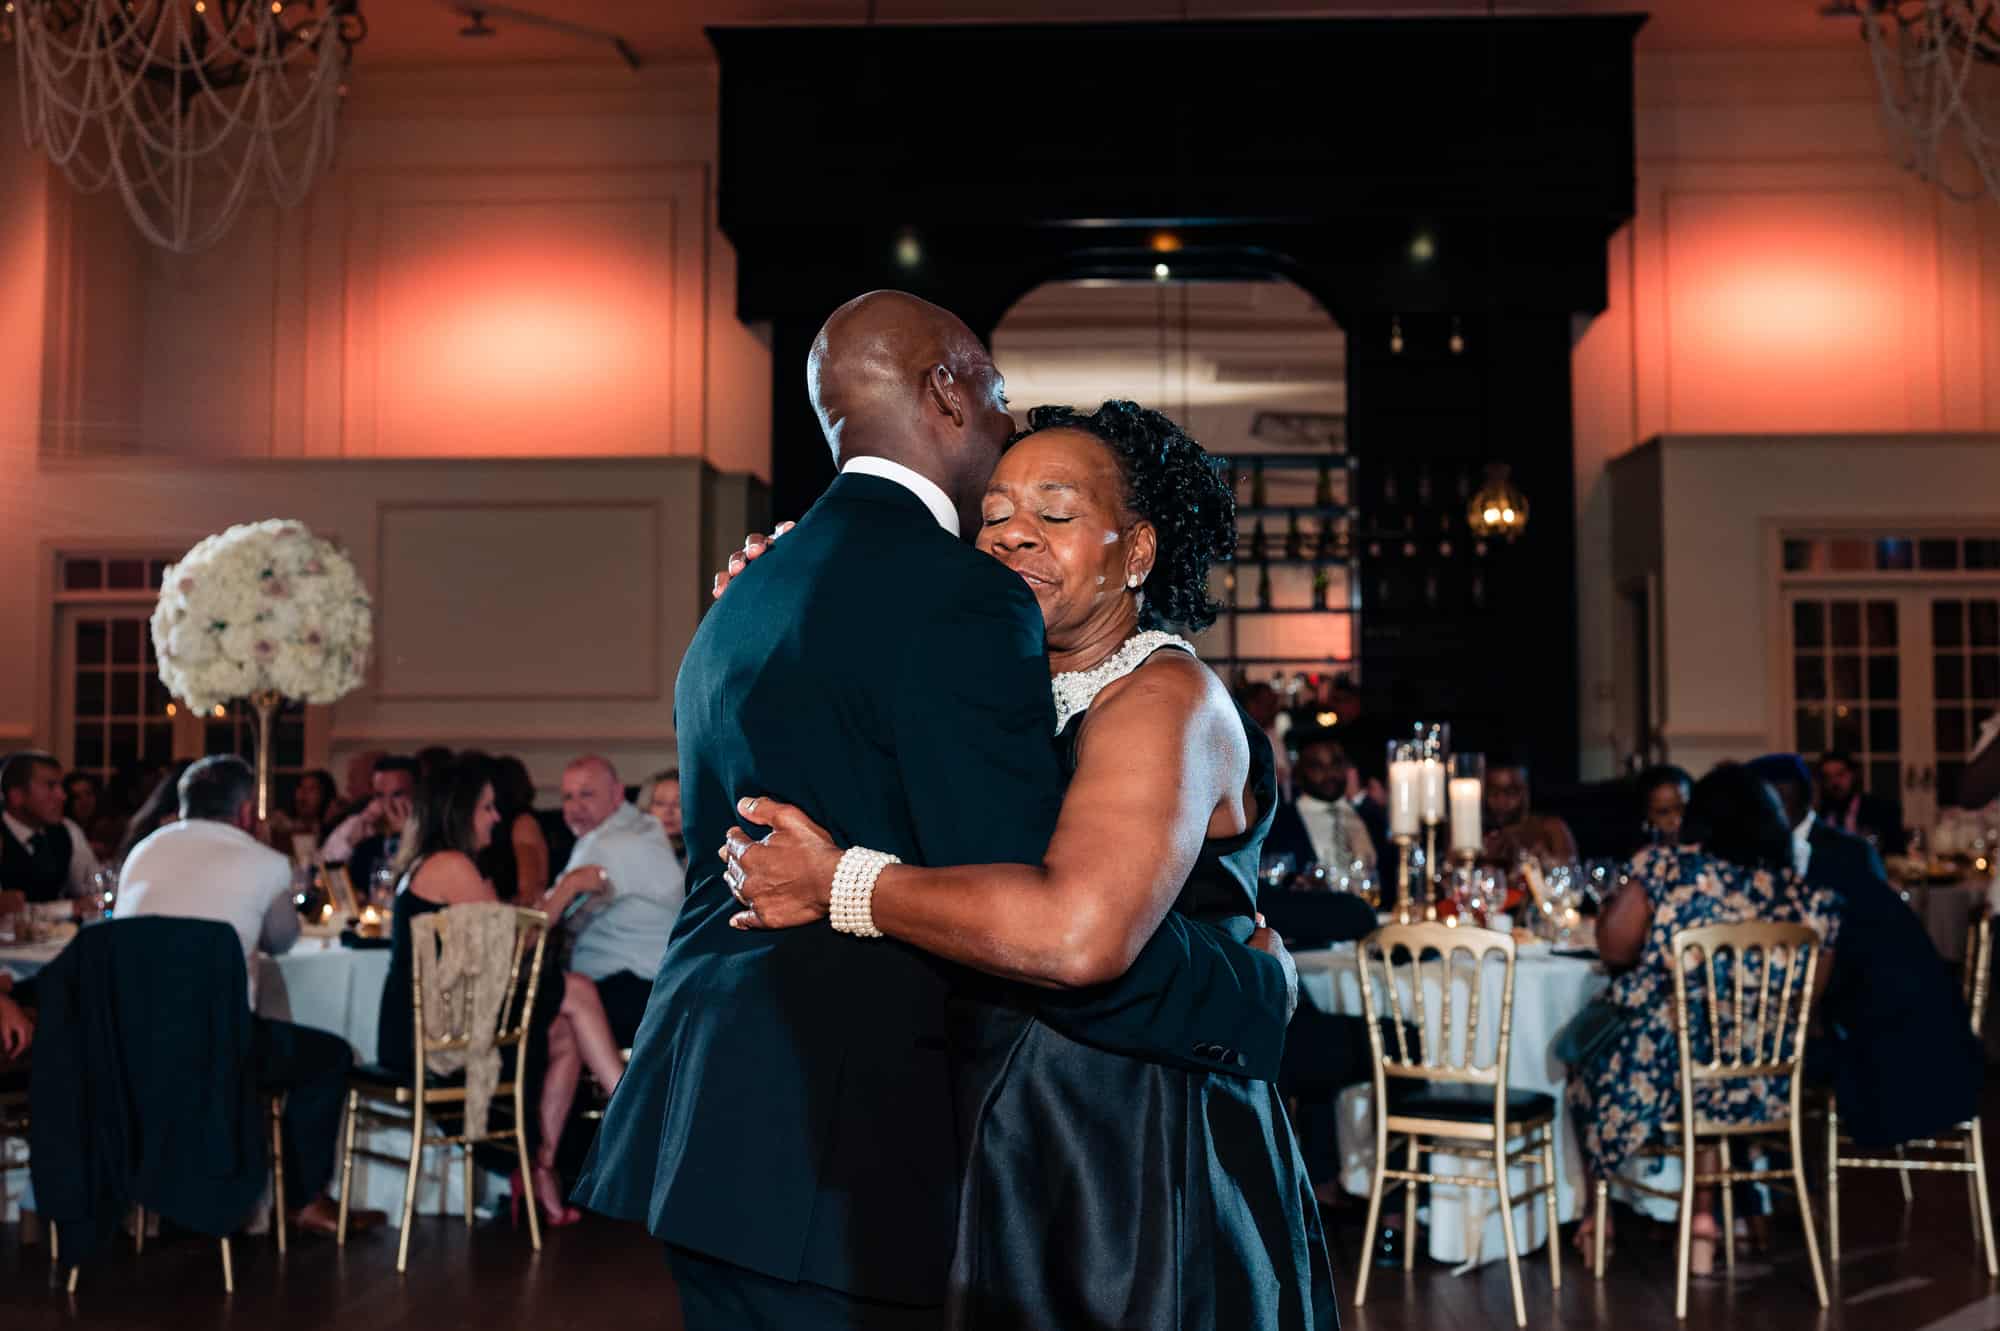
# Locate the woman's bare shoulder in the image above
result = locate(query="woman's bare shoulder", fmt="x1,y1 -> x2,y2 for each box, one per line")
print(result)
413,851 -> 494,904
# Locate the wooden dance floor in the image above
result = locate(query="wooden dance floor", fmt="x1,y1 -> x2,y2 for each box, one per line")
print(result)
6,1112 -> 2000,1330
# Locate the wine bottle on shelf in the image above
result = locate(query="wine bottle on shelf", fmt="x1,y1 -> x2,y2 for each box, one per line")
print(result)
1311,563 -> 1329,610
1250,459 -> 1267,508
1315,458 -> 1334,507
1248,517 -> 1267,561
1284,511 -> 1302,559
1257,562 -> 1273,609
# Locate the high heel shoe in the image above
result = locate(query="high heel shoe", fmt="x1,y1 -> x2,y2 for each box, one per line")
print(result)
509,1167 -> 582,1229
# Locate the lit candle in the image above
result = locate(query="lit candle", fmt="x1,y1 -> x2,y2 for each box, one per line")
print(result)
1388,760 -> 1422,838
319,902 -> 333,923
1419,758 -> 1446,825
360,904 -> 381,929
1449,777 -> 1483,853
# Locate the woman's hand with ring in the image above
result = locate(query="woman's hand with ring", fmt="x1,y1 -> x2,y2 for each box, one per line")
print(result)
719,795 -> 841,930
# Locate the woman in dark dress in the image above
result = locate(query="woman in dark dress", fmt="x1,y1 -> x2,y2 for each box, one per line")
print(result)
724,402 -> 1336,1331
379,755 -> 626,1227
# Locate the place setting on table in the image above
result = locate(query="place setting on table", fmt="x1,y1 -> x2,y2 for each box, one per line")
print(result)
1272,722 -> 1625,1278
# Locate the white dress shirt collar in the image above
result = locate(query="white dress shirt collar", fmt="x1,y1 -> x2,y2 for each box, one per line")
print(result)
2,811 -> 38,846
1792,810 -> 1816,878
842,456 -> 961,537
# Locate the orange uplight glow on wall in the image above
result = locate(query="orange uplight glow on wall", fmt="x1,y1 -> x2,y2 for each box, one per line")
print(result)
1150,232 -> 1182,253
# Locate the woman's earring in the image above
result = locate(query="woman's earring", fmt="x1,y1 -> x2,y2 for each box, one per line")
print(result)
1127,573 -> 1141,589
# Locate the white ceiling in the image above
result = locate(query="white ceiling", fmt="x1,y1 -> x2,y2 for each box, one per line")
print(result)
370,2 -> 1856,68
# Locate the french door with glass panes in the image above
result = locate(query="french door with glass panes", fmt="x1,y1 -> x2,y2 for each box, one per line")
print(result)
1786,586 -> 2000,829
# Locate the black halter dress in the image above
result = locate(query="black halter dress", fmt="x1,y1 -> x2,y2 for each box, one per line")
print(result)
944,651 -> 1339,1331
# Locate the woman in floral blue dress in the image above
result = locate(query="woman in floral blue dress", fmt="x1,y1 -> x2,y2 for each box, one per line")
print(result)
1566,763 -> 1841,1265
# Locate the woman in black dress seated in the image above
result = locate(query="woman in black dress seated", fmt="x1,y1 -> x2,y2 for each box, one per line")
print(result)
724,402 -> 1336,1330
378,755 -> 628,1228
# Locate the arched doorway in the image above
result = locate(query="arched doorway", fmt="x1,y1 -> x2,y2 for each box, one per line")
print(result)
992,277 -> 1356,719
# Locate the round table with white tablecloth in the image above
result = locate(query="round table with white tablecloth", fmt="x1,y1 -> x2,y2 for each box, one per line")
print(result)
1,930 -> 470,1226
1295,940 -> 1608,1267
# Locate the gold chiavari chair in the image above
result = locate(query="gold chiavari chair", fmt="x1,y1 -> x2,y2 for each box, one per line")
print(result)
1592,921 -> 1829,1320
1352,923 -> 1560,1329
0,1072 -> 46,1281
334,905 -> 550,1272
1825,907 -> 1997,1277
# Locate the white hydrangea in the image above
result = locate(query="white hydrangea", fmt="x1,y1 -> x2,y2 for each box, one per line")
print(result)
151,519 -> 374,713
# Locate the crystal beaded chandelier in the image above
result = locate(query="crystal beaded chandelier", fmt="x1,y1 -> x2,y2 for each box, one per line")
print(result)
5,1 -> 365,253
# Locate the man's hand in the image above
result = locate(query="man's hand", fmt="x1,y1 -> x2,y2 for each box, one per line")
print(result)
711,522 -> 795,600
1247,912 -> 1298,1020
549,864 -> 610,917
0,993 -> 33,1062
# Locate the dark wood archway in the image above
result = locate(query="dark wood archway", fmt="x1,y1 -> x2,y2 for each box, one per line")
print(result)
709,16 -> 1643,778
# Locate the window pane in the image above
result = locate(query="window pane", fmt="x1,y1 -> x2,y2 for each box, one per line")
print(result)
1831,603 -> 1862,648
1936,600 -> 1966,648
74,723 -> 104,770
1832,653 -> 1862,700
1939,706 -> 1968,754
144,675 -> 170,715
1869,707 -> 1901,753
1870,760 -> 1901,799
1867,655 -> 1899,699
1937,655 -> 1966,700
1972,601 -> 2000,648
1783,540 -> 1814,573
1796,656 -> 1827,701
1794,601 -> 1825,649
1795,706 -> 1827,753
1866,601 -> 1898,649
110,620 -> 141,665
1920,539 -> 1962,570
205,720 -> 237,756
106,559 -> 145,590
1875,539 -> 1914,571
63,559 -> 103,591
148,560 -> 169,589
1832,706 -> 1864,753
1967,539 -> 2000,570
143,723 -> 173,765
1940,762 -> 1966,807
75,671 -> 105,716
108,722 -> 138,765
76,620 -> 106,666
1974,654 -> 2000,702
109,672 -> 139,715
1830,540 -> 1873,572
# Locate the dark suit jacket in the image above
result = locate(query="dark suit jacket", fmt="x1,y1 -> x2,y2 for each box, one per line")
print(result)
30,918 -> 266,1264
1810,821 -> 1982,1146
1263,798 -> 1315,875
574,472 -> 1290,1304
1820,792 -> 1906,856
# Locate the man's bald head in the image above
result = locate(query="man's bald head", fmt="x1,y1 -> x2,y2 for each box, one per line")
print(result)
807,290 -> 1017,533
561,754 -> 624,837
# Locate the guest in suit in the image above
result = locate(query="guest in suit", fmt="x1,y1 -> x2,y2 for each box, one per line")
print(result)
324,754 -> 419,899
1816,750 -> 1906,855
1749,754 -> 1981,1146
576,293 -> 1298,1331
639,767 -> 686,867
0,751 -> 99,904
1266,722 -> 1377,876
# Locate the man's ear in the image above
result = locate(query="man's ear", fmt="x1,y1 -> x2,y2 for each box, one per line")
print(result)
926,364 -> 966,427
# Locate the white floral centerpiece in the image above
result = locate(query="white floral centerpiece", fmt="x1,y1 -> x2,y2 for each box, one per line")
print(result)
152,519 -> 373,817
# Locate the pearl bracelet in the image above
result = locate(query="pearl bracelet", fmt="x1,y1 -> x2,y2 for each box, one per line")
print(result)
829,846 -> 899,938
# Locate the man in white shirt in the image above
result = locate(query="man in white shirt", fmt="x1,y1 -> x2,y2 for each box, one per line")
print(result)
117,755 -> 384,1237
1,751 -> 101,905
320,753 -> 419,892
558,754 -> 686,1047
1266,724 -> 1377,876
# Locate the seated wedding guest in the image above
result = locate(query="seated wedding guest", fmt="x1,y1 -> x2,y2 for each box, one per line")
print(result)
1,751 -> 100,904
639,767 -> 686,867
337,748 -> 387,821
481,755 -> 550,907
61,772 -> 111,860
1340,718 -> 1392,859
379,756 -> 623,1227
114,759 -> 194,864
1484,755 -> 1579,865
1565,763 -> 1839,1269
1747,753 -> 1981,1146
115,755 -> 385,1236
323,754 -> 418,893
1632,764 -> 1692,855
1266,723 -> 1377,874
557,754 -> 686,1047
291,769 -> 339,840
1816,750 -> 1906,855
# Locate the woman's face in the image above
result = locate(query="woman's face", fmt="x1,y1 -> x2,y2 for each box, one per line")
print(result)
976,428 -> 1154,645
295,774 -> 328,820
472,783 -> 501,852
1646,781 -> 1688,840
648,778 -> 683,838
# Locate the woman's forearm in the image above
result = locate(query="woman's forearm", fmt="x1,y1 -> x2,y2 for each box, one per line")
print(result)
868,862 -> 1150,990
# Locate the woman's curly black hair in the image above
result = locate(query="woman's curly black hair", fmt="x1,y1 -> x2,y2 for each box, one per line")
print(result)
1013,400 -> 1236,632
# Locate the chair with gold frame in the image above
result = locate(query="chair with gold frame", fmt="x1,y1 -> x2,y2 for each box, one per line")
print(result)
1591,921 -> 1830,1320
0,1073 -> 47,1280
1825,907 -> 1997,1276
1352,922 -> 1561,1329
334,904 -> 550,1272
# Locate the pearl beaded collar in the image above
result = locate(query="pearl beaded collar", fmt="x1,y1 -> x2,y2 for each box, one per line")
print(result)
1050,630 -> 1196,735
